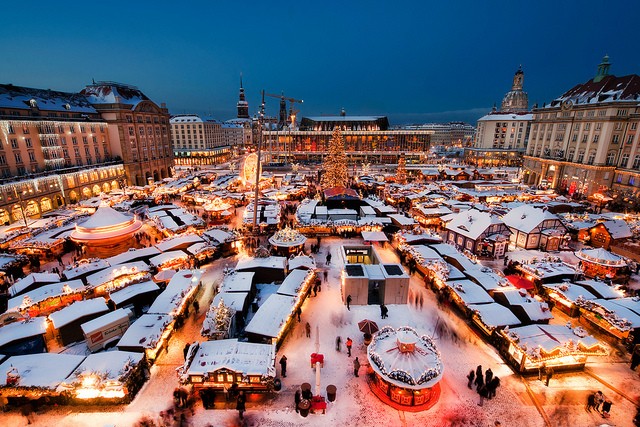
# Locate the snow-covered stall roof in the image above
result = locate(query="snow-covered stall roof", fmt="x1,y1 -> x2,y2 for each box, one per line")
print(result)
361,231 -> 389,242
278,270 -> 313,297
596,220 -> 634,240
501,205 -> 560,234
203,229 -> 235,245
463,268 -> 509,291
147,269 -> 202,315
447,280 -> 494,306
155,234 -> 204,252
80,308 -> 131,337
109,280 -> 159,306
445,264 -> 467,281
504,324 -> 602,355
86,261 -> 150,289
446,210 -> 505,240
106,247 -> 161,266
587,299 -> 640,328
543,282 -> 598,302
236,256 -> 287,272
287,254 -> 316,271
429,243 -> 462,258
186,339 -> 276,378
58,350 -> 144,391
9,272 -> 60,297
212,292 -> 249,312
607,297 -> 640,316
387,214 -> 418,227
6,279 -> 85,312
245,294 -> 297,339
493,289 -> 554,322
0,353 -> 85,389
220,272 -> 254,293
468,303 -> 521,329
117,314 -> 173,351
0,317 -> 47,348
575,280 -> 625,300
63,259 -> 111,281
49,298 -> 109,329
149,250 -> 188,268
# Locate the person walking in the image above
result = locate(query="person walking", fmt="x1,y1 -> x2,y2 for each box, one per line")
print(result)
485,368 -> 493,386
478,384 -> 488,407
336,336 -> 342,352
305,322 -> 311,338
323,270 -> 328,283
279,355 -> 288,378
346,295 -> 352,311
381,304 -> 389,319
474,370 -> 484,392
236,391 -> 246,420
183,343 -> 191,360
346,337 -> 353,357
586,392 -> 597,412
487,376 -> 500,399
294,389 -> 301,414
475,365 -> 483,385
353,357 -> 361,377
545,366 -> 554,387
296,307 -> 302,322
466,369 -> 475,389
192,299 -> 199,315
594,390 -> 605,413
326,252 -> 332,265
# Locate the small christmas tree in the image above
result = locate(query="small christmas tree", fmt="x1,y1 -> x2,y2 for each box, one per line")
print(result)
321,127 -> 349,188
396,153 -> 407,184
214,299 -> 234,336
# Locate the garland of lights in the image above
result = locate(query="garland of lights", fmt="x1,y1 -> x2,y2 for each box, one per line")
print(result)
574,296 -> 633,331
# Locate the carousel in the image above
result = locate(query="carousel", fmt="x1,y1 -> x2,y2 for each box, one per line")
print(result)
268,227 -> 307,256
203,198 -> 233,224
575,248 -> 627,281
70,202 -> 142,258
366,326 -> 443,411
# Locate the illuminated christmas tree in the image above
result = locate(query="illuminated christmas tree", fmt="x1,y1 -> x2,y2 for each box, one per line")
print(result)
396,153 -> 407,184
321,127 -> 348,188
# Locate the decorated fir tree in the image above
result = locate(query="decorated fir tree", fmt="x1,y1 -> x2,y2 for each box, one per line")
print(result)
321,127 -> 349,188
396,153 -> 407,184
214,299 -> 234,335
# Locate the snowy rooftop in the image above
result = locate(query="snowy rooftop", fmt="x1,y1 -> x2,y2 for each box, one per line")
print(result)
506,324 -> 602,355
446,210 -> 505,241
86,261 -> 149,289
9,272 -> 60,297
387,214 -> 418,226
477,112 -> 533,122
80,308 -> 131,336
0,353 -> 85,389
278,270 -> 313,297
63,259 -> 111,281
543,282 -> 598,302
0,317 -> 47,348
245,294 -> 297,338
574,280 -> 625,299
61,350 -> 144,386
549,73 -> 640,106
186,339 -> 276,377
156,234 -> 204,252
106,246 -> 161,266
502,205 -> 560,234
203,229 -> 235,244
236,256 -> 287,271
76,203 -> 135,231
0,84 -> 98,113
49,298 -> 109,329
117,314 -> 173,350
147,269 -> 202,315
287,254 -> 316,270
468,303 -> 521,329
447,280 -> 494,305
81,82 -> 150,110
220,271 -> 254,293
109,280 -> 159,306
149,250 -> 188,268
212,292 -> 249,312
7,279 -> 85,312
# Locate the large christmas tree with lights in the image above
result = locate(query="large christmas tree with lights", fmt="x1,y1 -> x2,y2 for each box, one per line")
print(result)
396,152 -> 407,184
321,127 -> 349,188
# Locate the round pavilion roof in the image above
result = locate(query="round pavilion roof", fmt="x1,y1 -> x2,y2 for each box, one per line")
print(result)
367,326 -> 443,390
576,248 -> 627,267
71,202 -> 142,242
268,227 -> 307,248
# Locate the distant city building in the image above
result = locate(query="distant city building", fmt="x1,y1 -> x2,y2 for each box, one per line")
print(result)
466,68 -> 533,167
236,74 -> 249,119
402,122 -> 475,147
170,114 -> 230,166
0,83 -> 125,224
81,82 -> 173,186
523,56 -> 640,199
263,114 -> 433,164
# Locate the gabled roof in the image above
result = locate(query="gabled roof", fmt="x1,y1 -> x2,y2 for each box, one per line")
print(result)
445,209 -> 505,240
591,219 -> 633,240
0,84 -> 98,114
549,74 -> 640,107
502,204 -> 561,234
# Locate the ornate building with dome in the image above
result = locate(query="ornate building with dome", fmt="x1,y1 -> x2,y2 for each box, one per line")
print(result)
501,66 -> 529,112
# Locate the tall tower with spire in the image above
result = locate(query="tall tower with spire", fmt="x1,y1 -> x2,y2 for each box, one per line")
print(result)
501,66 -> 529,112
237,74 -> 249,119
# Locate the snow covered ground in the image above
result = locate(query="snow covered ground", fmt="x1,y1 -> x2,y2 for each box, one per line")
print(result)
2,236 -> 638,427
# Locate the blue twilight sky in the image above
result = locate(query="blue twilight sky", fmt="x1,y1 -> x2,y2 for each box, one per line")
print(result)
1,1 -> 639,125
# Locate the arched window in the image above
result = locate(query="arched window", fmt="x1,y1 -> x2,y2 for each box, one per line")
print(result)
606,152 -> 616,166
577,151 -> 585,163
633,155 -> 640,169
568,149 -> 575,162
587,151 -> 596,165
620,153 -> 630,168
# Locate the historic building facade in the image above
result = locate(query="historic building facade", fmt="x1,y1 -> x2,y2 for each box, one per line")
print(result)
81,82 -> 173,186
0,84 -> 125,224
466,68 -> 532,167
522,57 -> 640,200
263,115 -> 432,164
170,114 -> 231,166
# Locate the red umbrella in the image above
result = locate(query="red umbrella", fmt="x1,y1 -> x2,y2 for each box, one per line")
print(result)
505,275 -> 535,290
358,319 -> 379,335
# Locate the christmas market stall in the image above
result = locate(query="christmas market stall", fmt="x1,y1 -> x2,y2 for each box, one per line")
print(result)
515,257 -> 578,285
492,288 -> 554,325
116,314 -> 173,362
468,303 -> 521,338
85,261 -> 151,296
201,293 -> 248,339
9,272 -> 60,298
186,242 -> 218,264
277,269 -> 315,299
147,269 -> 202,319
6,279 -> 85,317
0,353 -> 84,403
149,250 -> 190,271
245,293 -> 297,347
203,198 -> 234,223
366,326 -> 443,411
574,297 -> 640,342
109,280 -> 160,317
498,324 -> 608,374
9,223 -> 74,259
393,228 -> 444,249
445,280 -> 494,315
180,339 -> 276,398
542,282 -> 598,317
287,253 -> 317,271
105,246 -> 161,266
0,317 -> 48,356
268,227 -> 307,256
575,248 -> 628,282
155,233 -> 204,252
236,254 -> 287,283
574,279 -> 625,300
81,308 -> 132,353
62,259 -> 110,281
203,228 -> 240,257
49,298 -> 110,346
57,350 -> 145,403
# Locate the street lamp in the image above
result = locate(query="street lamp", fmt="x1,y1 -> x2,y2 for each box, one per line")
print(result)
13,187 -> 29,227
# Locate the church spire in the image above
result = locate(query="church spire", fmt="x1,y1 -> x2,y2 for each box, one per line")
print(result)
594,55 -> 611,83
236,73 -> 249,119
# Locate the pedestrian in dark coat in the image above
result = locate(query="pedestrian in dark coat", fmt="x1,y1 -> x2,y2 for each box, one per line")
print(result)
346,337 -> 353,357
335,336 -> 342,352
475,371 -> 484,392
586,392 -> 596,412
466,370 -> 475,389
478,384 -> 488,406
183,343 -> 190,360
305,322 -> 311,338
346,295 -> 352,311
192,299 -> 199,315
353,357 -> 361,377
545,366 -> 553,387
475,365 -> 483,383
485,368 -> 493,386
236,391 -> 246,420
323,270 -> 328,283
487,376 -> 501,399
296,307 -> 302,322
326,253 -> 332,265
279,355 -> 288,377
294,389 -> 301,413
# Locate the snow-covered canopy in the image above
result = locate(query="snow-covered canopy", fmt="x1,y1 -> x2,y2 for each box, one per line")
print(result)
278,270 -> 314,297
117,314 -> 173,351
0,353 -> 85,389
186,339 -> 275,378
149,250 -> 188,268
0,317 -> 47,348
287,254 -> 316,271
86,261 -> 150,289
106,246 -> 161,266
156,234 -> 204,252
109,280 -> 159,306
543,282 -> 598,303
63,259 -> 111,281
446,210 -> 505,241
269,227 -> 307,247
71,203 -> 141,242
220,271 -> 254,293
147,269 -> 202,316
468,303 -> 521,329
575,280 -> 625,300
58,350 -> 144,392
7,279 -> 85,312
9,272 -> 60,297
576,248 -> 627,267
49,298 -> 109,329
245,294 -> 297,339
447,280 -> 494,306
501,205 -> 560,234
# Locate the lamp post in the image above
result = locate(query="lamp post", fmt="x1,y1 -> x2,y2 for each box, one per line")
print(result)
252,91 -> 265,232
13,187 -> 29,227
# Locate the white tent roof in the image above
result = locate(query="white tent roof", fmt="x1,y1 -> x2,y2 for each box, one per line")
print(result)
77,202 -> 134,230
469,303 -> 521,328
186,339 -> 275,377
49,298 -> 109,329
0,353 -> 84,389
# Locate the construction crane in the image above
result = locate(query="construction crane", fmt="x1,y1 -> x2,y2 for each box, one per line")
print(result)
265,92 -> 304,130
